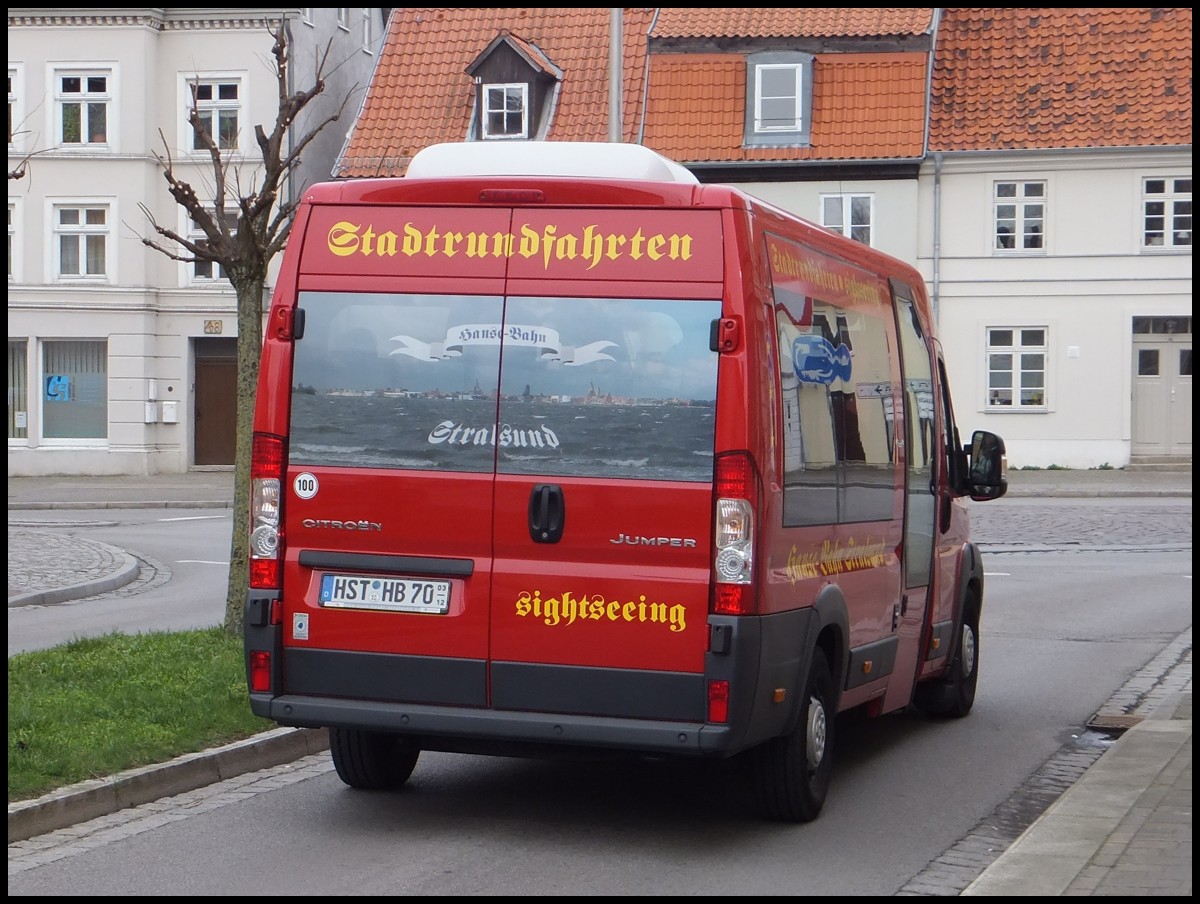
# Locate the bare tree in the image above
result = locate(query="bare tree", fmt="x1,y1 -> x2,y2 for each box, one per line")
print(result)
141,21 -> 353,635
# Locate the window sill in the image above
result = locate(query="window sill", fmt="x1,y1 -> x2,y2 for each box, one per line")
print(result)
983,406 -> 1049,414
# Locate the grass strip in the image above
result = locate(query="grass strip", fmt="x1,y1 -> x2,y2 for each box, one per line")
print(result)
9,627 -> 272,802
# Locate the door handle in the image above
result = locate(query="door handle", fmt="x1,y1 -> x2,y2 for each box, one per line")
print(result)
529,484 -> 565,543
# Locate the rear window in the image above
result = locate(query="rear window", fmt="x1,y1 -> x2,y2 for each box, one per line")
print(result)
289,291 -> 720,481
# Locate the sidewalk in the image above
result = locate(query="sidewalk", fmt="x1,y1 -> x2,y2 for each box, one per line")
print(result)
7,467 -> 1193,895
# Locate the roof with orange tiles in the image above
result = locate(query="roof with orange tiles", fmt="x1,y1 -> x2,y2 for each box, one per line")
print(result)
337,9 -> 1190,180
650,8 -> 935,39
642,52 -> 929,164
337,8 -> 656,177
338,8 -> 936,177
930,7 -> 1193,151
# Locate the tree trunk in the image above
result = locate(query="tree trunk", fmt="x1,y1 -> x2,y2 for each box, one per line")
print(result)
223,275 -> 266,636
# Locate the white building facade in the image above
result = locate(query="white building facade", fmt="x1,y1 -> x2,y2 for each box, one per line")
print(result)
921,147 -> 1192,469
8,8 -> 388,476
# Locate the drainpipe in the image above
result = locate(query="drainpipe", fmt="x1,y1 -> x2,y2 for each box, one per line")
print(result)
609,8 -> 622,142
932,151 -> 943,324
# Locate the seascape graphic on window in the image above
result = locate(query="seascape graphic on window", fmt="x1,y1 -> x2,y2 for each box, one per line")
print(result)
289,291 -> 720,481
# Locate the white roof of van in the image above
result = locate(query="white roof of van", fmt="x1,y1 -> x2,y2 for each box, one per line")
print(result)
405,141 -> 700,185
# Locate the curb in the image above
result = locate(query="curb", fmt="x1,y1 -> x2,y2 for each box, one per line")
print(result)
7,727 -> 330,844
7,547 -> 140,608
8,500 -> 235,511
960,718 -> 1191,896
1001,488 -> 1191,499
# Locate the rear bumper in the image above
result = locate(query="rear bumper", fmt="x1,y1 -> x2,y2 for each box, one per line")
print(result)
251,692 -> 736,756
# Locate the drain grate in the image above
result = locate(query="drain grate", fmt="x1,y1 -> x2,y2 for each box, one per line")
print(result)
1086,713 -> 1144,732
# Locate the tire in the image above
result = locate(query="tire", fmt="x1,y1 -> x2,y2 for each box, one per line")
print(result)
747,647 -> 836,823
914,593 -> 980,719
329,728 -> 420,790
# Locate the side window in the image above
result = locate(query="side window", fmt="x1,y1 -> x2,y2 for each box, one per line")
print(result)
994,180 -> 1045,252
936,357 -> 965,504
1142,177 -> 1192,250
42,339 -> 108,441
772,238 -> 895,525
744,52 -> 813,147
986,327 -> 1047,409
820,194 -> 874,246
481,83 -> 528,140
893,281 -> 936,588
54,69 -> 111,146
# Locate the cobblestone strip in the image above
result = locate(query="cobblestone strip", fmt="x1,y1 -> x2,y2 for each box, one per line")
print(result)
7,755 -> 334,875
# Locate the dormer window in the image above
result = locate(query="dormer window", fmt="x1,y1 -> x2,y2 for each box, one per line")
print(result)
745,52 -> 813,147
466,31 -> 561,142
483,83 -> 528,139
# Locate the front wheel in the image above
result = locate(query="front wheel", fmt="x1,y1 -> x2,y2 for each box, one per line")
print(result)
329,728 -> 420,790
747,647 -> 836,823
914,593 -> 980,718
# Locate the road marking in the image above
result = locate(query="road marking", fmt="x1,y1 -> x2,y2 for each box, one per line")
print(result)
177,560 -> 228,565
158,515 -> 228,522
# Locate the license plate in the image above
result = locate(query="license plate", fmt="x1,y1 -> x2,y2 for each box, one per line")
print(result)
319,573 -> 451,614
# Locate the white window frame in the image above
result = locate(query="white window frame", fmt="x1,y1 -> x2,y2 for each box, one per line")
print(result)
8,197 -> 21,282
820,193 -> 875,246
993,180 -> 1046,253
1141,176 -> 1192,251
48,198 -> 115,284
185,208 -> 239,285
301,8 -> 314,26
8,337 -> 30,443
754,63 -> 803,133
8,65 -> 23,152
180,73 -> 245,155
481,83 -> 528,140
51,65 -> 115,149
39,338 -> 109,447
337,8 -> 350,31
361,8 -> 375,53
985,326 -> 1048,411
744,53 -> 813,147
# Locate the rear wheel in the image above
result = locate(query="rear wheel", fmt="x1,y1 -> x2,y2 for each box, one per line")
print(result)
914,593 -> 980,718
329,728 -> 420,790
748,647 -> 836,823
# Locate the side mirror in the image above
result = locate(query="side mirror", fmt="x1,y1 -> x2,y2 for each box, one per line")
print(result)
966,430 -> 1008,501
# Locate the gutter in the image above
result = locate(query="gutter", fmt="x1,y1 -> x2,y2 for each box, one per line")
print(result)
926,8 -> 941,324
933,151 -> 942,324
636,7 -> 663,145
931,144 -> 1193,160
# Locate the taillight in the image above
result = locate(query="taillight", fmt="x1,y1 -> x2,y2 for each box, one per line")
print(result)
249,432 -> 284,589
249,650 -> 271,693
712,451 -> 758,615
707,679 -> 730,723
